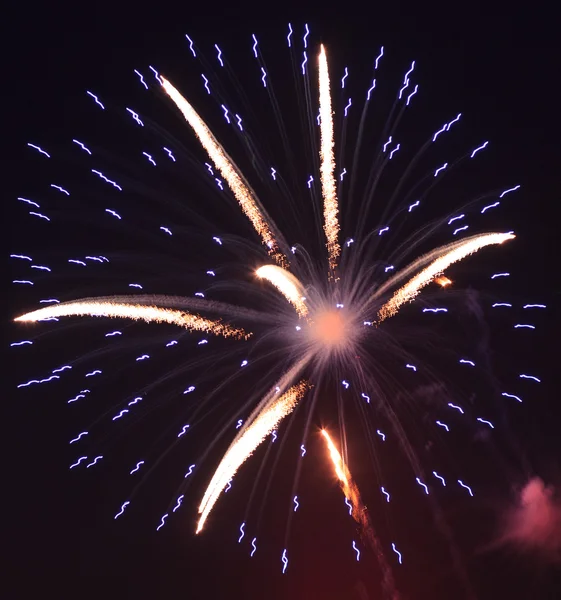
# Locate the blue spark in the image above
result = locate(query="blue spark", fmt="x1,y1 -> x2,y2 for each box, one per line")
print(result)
10,340 -> 33,347
433,471 -> 446,486
86,456 -> 103,468
458,480 -> 474,496
352,541 -> 360,561
392,543 -> 403,564
126,108 -> 144,127
130,461 -> 144,474
114,501 -> 130,519
72,139 -> 92,155
214,44 -> 223,67
156,514 -> 169,531
293,495 -> 299,512
470,141 -> 489,158
381,487 -> 391,502
86,91 -> 105,109
27,143 -> 51,158
448,403 -> 464,414
185,35 -> 196,57
416,477 -> 429,495
238,522 -> 246,543
70,432 -> 88,444
177,424 -> 190,438
92,169 -> 122,191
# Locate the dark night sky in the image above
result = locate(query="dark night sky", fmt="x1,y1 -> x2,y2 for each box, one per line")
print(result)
5,3 -> 561,599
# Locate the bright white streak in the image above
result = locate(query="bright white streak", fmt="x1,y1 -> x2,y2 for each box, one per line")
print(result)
318,46 -> 340,271
15,300 -> 249,339
376,233 -> 515,322
256,265 -> 308,317
197,381 -> 308,533
161,77 -> 286,266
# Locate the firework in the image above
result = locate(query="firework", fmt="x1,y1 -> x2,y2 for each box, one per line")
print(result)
13,26 -> 534,593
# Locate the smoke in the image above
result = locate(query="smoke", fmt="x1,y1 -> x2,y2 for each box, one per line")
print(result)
499,478 -> 561,562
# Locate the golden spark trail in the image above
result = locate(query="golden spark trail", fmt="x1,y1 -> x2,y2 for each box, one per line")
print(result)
161,77 -> 287,266
318,46 -> 341,271
377,232 -> 515,322
197,381 -> 308,533
321,429 -> 400,599
15,300 -> 249,339
256,265 -> 308,317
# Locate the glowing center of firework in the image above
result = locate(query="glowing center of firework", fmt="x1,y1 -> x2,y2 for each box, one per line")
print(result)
312,309 -> 348,348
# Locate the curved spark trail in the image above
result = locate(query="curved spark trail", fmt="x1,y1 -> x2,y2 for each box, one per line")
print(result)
15,299 -> 249,339
161,77 -> 287,266
376,233 -> 515,322
318,46 -> 341,271
256,265 -> 308,317
197,380 -> 309,533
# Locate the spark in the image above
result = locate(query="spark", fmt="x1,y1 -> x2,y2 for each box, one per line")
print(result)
201,75 -> 210,95
300,445 -> 306,457
281,549 -> 288,573
341,67 -> 348,88
271,430 -> 277,442
68,259 -> 86,266
514,324 -> 535,329
173,495 -> 184,512
17,375 -> 59,388
51,184 -> 69,195
114,502 -> 130,519
10,340 -> 33,347
287,23 -> 293,47
29,212 -> 50,221
241,359 -> 248,367
184,464 -> 195,478
448,214 -> 465,225
134,69 -> 148,89
391,543 -> 403,564
52,365 -> 71,373
303,23 -> 310,48
156,514 -> 169,531
458,480 -> 474,496
251,538 -> 257,557
129,284 -> 142,289
236,419 -> 243,429
225,479 -> 233,493
105,330 -> 121,337
384,266 -> 394,273
126,108 -> 144,127
136,354 -> 149,361
256,265 -> 308,317
520,374 -> 541,383
68,390 -> 90,404
128,397 -> 143,406
162,77 -> 285,265
318,46 -> 340,270
374,46 -> 384,69
86,91 -> 105,109
160,227 -> 172,235
433,471 -> 447,486
70,432 -> 88,444
448,403 -> 464,414
271,167 -> 276,180
361,393 -> 370,403
423,308 -> 447,313
342,380 -> 350,389
376,233 -> 515,322
260,67 -> 267,88
70,456 -> 87,469
388,144 -> 400,159
177,424 -> 190,438
481,202 -> 500,213
92,170 -> 122,191
10,254 -> 32,261
476,417 -> 494,429
72,139 -> 92,154
238,522 -> 245,543
381,487 -> 390,502
27,143 -> 50,158
112,410 -> 129,421
166,340 -> 178,347
523,304 -> 546,309
436,420 -> 450,431
408,200 -> 419,212
492,302 -> 512,308
251,34 -> 258,58
502,392 -> 522,403
163,147 -> 176,161
143,152 -> 156,166
184,386 -> 196,394
459,359 -> 475,366
307,175 -> 313,188
86,456 -> 103,468
491,272 -> 509,279
293,495 -> 299,511
221,105 -> 230,124
352,540 -> 360,561
500,185 -> 520,197
15,299 -> 249,339
130,461 -> 144,474
434,163 -> 448,177
383,136 -> 393,152
470,141 -> 489,158
344,98 -> 352,117
196,381 -> 308,533
379,226 -> 389,235
406,364 -> 417,371
85,370 -> 102,377
416,477 -> 429,495
40,299 -> 59,303
345,497 -> 353,514
185,35 -> 196,57
214,44 -> 223,67
366,79 -> 376,100
406,84 -> 419,106
376,430 -> 386,441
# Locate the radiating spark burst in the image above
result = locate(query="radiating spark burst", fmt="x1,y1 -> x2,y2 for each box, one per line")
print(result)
318,46 -> 341,271
14,298 -> 249,339
197,380 -> 309,533
161,77 -> 287,267
376,233 -> 515,322
14,34 -> 525,590
256,265 -> 308,317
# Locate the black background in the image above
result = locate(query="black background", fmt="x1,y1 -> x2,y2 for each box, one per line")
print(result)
5,2 -> 561,599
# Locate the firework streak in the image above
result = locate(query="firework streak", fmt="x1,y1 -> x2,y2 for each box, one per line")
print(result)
321,429 -> 399,599
197,380 -> 309,533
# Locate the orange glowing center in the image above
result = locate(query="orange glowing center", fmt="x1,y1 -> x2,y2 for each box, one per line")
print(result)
313,310 -> 347,346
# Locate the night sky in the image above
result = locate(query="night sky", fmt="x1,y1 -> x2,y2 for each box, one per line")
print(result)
5,4 -> 561,599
